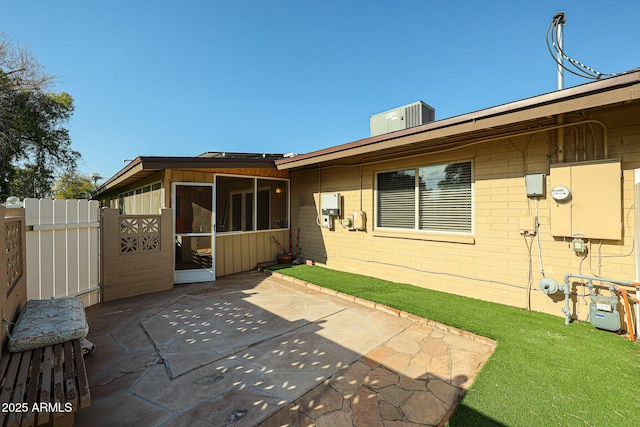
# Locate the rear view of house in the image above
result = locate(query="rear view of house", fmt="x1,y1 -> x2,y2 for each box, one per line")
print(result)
96,71 -> 640,328
277,71 -> 640,325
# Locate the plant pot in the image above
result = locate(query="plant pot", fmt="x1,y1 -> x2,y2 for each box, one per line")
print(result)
277,254 -> 293,264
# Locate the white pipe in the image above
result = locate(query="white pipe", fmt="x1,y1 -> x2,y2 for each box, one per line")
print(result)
557,17 -> 565,90
535,196 -> 545,277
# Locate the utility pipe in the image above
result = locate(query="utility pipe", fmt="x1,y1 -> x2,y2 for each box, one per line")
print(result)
356,119 -> 609,167
562,273 -> 634,325
555,11 -> 566,90
562,277 -> 572,325
557,114 -> 565,162
617,288 -> 638,341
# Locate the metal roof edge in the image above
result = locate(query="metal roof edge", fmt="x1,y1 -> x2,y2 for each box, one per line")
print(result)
276,71 -> 640,169
94,156 -> 144,194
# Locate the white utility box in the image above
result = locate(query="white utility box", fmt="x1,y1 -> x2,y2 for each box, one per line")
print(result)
321,193 -> 341,216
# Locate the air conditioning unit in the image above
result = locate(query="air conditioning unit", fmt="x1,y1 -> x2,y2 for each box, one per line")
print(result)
369,101 -> 435,137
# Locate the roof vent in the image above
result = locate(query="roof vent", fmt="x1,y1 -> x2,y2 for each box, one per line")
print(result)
369,101 -> 435,137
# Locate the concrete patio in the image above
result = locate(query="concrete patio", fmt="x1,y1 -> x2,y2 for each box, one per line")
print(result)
75,271 -> 495,426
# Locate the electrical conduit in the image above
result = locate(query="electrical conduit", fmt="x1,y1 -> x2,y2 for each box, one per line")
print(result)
617,288 -> 637,341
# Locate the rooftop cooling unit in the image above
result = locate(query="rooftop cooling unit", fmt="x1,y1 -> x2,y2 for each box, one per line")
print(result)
369,101 -> 435,137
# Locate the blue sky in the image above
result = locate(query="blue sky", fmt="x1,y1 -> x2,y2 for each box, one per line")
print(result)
2,1 -> 639,181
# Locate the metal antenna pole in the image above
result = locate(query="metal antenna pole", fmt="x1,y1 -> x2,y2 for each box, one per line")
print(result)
554,11 -> 566,90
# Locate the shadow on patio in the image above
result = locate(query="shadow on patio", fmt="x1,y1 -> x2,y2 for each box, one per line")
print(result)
75,271 -> 497,426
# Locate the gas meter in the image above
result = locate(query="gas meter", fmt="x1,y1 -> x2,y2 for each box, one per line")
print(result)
588,286 -> 620,332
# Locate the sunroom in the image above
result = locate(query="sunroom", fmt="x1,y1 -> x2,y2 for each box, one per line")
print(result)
94,152 -> 290,283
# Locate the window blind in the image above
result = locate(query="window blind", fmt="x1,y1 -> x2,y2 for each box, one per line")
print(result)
377,169 -> 416,229
376,162 -> 472,233
419,162 -> 472,232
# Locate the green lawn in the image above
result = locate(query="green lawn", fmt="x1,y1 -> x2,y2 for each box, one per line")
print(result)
269,264 -> 640,426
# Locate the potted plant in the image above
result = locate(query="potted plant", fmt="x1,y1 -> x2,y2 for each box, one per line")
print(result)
272,235 -> 293,263
277,252 -> 293,264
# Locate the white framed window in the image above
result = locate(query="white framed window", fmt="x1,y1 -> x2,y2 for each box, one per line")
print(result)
118,181 -> 162,214
375,161 -> 473,234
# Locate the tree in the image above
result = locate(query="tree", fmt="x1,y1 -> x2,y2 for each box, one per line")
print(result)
437,162 -> 472,189
52,171 -> 96,199
0,33 -> 79,200
8,163 -> 53,198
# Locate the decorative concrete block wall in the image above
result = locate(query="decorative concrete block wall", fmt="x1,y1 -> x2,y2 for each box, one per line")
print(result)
101,208 -> 173,301
0,206 -> 27,357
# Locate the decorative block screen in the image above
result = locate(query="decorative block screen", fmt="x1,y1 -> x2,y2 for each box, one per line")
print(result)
120,216 -> 160,254
6,221 -> 23,291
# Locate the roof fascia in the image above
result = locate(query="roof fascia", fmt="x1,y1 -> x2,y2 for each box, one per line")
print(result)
96,156 -> 280,194
276,72 -> 640,169
96,157 -> 144,192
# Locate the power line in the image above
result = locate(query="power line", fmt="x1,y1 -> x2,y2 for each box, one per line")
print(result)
546,11 -> 638,82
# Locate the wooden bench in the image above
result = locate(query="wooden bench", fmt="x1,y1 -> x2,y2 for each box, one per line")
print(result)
0,339 -> 90,427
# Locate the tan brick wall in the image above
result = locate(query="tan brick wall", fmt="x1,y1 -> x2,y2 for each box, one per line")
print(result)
101,208 -> 173,301
0,207 -> 27,357
290,101 -> 640,327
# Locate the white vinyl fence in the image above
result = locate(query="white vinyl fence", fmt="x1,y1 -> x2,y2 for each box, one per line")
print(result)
24,198 -> 100,306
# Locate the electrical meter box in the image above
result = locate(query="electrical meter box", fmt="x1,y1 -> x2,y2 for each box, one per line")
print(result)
525,174 -> 546,197
321,193 -> 341,216
550,160 -> 621,240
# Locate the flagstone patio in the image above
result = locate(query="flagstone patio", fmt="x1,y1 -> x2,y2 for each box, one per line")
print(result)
75,271 -> 495,426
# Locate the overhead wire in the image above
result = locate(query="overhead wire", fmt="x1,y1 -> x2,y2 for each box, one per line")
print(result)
546,12 -> 638,81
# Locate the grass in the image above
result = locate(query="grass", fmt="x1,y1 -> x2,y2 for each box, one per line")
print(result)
269,264 -> 640,426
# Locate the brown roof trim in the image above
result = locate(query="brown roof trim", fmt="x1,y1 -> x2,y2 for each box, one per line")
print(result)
276,71 -> 640,170
95,156 -> 279,195
137,156 -> 279,170
96,156 -> 145,191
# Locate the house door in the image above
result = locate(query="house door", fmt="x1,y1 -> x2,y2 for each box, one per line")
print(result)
173,183 -> 215,283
